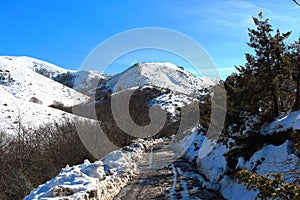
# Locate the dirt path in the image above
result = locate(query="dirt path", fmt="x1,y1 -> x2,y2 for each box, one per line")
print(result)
114,142 -> 226,200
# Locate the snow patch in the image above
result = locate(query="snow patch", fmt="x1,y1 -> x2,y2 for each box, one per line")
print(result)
261,110 -> 300,135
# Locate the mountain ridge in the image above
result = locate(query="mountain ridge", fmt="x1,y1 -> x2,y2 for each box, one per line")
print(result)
0,56 -> 214,135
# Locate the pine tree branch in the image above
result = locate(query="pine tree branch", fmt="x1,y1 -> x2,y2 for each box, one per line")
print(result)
293,0 -> 300,6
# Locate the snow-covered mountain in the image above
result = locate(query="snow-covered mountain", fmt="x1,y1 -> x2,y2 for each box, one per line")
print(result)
0,56 -> 91,132
1,56 -> 69,78
54,70 -> 109,96
0,56 -> 89,106
0,56 -> 215,134
0,56 -> 108,96
94,62 -> 215,116
97,62 -> 211,96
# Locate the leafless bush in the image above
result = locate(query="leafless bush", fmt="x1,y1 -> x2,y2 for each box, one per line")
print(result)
49,101 -> 73,113
0,119 -> 96,200
261,158 -> 300,185
29,97 -> 43,105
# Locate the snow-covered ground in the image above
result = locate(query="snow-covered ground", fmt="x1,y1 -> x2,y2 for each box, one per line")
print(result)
24,138 -> 166,200
0,56 -> 94,133
261,110 -> 300,135
0,56 -> 89,106
71,70 -> 108,95
178,110 -> 300,200
0,86 -> 76,133
149,90 -> 198,115
1,56 -> 69,77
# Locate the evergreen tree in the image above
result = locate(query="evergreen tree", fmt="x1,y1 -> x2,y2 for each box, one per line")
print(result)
224,12 -> 299,200
227,12 -> 291,119
293,0 -> 300,6
288,38 -> 300,110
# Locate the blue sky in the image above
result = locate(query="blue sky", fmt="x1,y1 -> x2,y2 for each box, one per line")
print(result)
0,0 -> 299,79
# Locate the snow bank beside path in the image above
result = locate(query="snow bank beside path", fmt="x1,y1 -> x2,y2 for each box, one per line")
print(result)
24,138 -> 166,200
174,127 -> 259,199
175,118 -> 299,200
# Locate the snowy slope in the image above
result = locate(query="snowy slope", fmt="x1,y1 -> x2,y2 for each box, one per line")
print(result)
0,87 -> 75,133
178,109 -> 300,200
0,57 -> 214,133
261,110 -> 300,135
95,62 -> 214,117
0,56 -> 89,106
0,56 -> 91,133
0,56 -> 109,96
55,70 -> 109,96
1,56 -> 69,78
72,70 -> 107,92
97,62 -> 212,96
149,89 -> 197,114
22,61 -> 217,199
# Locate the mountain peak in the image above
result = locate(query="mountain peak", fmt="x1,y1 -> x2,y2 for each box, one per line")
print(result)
0,56 -> 68,78
133,62 -> 185,70
129,62 -> 191,77
97,62 -> 209,97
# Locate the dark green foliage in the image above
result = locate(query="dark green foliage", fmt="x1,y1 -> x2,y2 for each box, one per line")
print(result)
198,95 -> 211,131
223,13 -> 300,197
291,130 -> 300,157
223,12 -> 298,168
225,12 -> 291,123
286,39 -> 300,111
235,169 -> 300,200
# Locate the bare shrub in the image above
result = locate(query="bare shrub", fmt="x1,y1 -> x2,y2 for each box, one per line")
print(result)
29,97 -> 43,105
49,101 -> 73,113
0,119 -> 96,200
